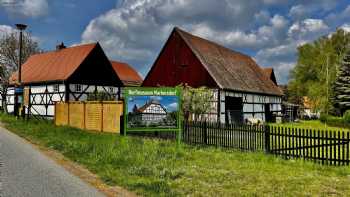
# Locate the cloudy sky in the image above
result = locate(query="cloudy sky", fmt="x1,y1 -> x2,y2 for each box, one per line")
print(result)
0,0 -> 349,84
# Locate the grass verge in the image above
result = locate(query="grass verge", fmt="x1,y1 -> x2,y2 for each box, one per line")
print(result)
271,120 -> 350,132
1,114 -> 350,196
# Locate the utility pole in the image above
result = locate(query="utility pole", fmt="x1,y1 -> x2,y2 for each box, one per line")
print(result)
14,23 -> 27,117
326,54 -> 329,116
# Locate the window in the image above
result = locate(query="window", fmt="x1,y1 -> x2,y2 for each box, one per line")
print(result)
109,87 -> 114,93
75,84 -> 82,92
53,84 -> 59,92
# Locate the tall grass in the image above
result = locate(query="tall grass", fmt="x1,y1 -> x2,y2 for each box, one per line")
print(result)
1,114 -> 350,196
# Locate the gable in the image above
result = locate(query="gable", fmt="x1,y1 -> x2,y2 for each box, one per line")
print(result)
68,44 -> 123,86
142,29 -> 218,88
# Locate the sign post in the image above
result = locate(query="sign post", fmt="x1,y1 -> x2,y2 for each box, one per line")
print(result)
123,87 -> 182,144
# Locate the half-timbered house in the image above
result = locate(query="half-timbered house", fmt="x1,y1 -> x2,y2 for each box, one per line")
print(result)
143,27 -> 283,123
134,100 -> 167,123
7,42 -> 141,118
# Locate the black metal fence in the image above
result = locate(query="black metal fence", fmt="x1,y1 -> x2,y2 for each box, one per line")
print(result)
268,127 -> 350,165
183,121 -> 350,166
182,121 -> 266,151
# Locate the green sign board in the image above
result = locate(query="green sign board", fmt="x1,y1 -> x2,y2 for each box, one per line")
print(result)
123,87 -> 182,141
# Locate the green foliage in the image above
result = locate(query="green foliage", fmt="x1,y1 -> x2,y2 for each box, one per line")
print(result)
332,53 -> 350,115
288,29 -> 350,113
2,113 -> 350,196
271,120 -> 350,132
87,90 -> 114,101
177,85 -> 214,121
343,110 -> 350,124
319,113 -> 328,123
319,113 -> 348,128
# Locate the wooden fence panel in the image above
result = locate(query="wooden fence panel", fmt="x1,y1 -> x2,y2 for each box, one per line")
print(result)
85,102 -> 103,132
55,102 -> 68,126
69,102 -> 84,129
54,101 -> 123,133
102,103 -> 121,133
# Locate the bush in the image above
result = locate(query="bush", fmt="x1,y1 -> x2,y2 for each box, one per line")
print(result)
319,113 -> 344,127
319,113 -> 328,123
343,110 -> 350,124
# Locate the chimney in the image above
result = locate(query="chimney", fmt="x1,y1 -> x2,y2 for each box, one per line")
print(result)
56,42 -> 66,50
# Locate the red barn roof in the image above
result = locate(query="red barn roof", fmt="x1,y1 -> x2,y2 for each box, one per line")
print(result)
144,27 -> 283,96
10,43 -> 97,84
110,61 -> 143,86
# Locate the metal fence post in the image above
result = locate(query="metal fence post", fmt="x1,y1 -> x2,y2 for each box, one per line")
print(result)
265,125 -> 270,154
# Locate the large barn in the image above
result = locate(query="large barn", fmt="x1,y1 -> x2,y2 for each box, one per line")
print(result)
143,27 -> 283,123
7,42 -> 142,117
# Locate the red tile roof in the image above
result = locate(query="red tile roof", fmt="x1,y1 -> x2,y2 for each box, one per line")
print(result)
110,61 -> 143,86
10,43 -> 97,84
175,27 -> 283,96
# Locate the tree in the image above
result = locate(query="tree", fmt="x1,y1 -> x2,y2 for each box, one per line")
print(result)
178,85 -> 214,122
332,52 -> 350,115
288,29 -> 350,114
0,32 -> 41,112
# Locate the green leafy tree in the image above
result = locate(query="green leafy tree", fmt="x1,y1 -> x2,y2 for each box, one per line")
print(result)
288,29 -> 350,114
0,32 -> 41,112
178,85 -> 214,122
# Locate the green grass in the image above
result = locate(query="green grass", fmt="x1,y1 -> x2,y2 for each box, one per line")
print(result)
271,120 -> 350,132
1,114 -> 350,196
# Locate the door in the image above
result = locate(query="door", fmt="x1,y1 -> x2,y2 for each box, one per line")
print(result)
265,104 -> 273,122
225,96 -> 243,124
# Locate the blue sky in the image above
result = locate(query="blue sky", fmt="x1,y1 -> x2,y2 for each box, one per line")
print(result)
0,0 -> 350,84
128,96 -> 178,113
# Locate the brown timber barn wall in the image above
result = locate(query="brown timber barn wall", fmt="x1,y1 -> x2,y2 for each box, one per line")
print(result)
143,31 -> 218,88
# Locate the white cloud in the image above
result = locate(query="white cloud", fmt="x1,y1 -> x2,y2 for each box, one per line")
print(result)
289,4 -> 308,20
255,43 -> 297,65
81,0 -> 346,84
167,102 -> 178,111
288,19 -> 329,41
1,0 -> 48,18
0,25 -> 15,36
340,24 -> 350,33
81,0 -> 267,74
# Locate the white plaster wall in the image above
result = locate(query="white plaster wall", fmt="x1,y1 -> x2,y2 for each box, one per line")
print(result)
6,87 -> 15,113
220,90 -> 282,123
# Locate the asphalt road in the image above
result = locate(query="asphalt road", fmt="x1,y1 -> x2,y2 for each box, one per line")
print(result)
0,127 -> 105,197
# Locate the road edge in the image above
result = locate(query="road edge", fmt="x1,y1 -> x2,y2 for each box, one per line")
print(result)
0,125 -> 138,197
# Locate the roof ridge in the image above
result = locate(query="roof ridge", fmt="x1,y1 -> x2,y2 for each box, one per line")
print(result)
41,42 -> 97,55
174,27 -> 252,59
